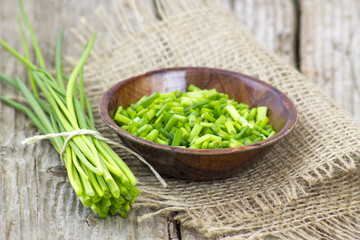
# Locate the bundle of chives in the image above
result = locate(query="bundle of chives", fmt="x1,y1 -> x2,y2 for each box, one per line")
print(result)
0,0 -> 139,218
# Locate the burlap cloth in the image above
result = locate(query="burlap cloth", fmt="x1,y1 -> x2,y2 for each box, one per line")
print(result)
71,0 -> 360,239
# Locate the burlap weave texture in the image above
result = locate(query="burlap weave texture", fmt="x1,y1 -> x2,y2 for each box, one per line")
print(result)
73,1 -> 360,239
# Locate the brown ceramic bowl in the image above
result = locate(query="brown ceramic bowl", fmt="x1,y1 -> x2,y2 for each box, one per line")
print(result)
100,67 -> 297,180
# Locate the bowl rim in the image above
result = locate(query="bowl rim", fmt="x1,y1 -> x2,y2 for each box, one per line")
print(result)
99,66 -> 298,155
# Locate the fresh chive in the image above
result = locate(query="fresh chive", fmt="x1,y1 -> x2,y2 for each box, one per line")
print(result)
17,17 -> 38,96
18,0 -> 46,69
133,92 -> 159,109
256,106 -> 268,124
171,128 -> 182,146
0,3 -> 140,219
235,125 -> 249,140
225,120 -> 236,134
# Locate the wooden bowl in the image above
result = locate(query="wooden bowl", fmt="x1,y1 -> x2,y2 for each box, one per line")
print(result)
99,67 -> 297,180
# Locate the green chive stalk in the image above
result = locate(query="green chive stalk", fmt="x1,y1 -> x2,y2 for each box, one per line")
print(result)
0,0 -> 139,218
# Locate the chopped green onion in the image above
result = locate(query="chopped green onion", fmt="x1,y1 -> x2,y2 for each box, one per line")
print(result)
112,85 -> 277,149
133,92 -> 159,109
171,129 -> 183,146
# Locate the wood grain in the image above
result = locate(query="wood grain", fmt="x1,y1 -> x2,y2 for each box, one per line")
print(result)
232,0 -> 297,66
299,0 -> 360,122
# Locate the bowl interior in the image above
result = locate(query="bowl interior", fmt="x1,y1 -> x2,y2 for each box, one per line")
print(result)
104,67 -> 296,135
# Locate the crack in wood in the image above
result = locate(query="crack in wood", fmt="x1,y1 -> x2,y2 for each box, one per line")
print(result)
167,217 -> 182,240
47,166 -> 67,178
294,0 -> 301,70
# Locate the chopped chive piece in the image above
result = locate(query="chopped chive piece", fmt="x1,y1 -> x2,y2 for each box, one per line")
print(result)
133,92 -> 160,109
137,117 -> 148,128
221,141 -> 230,148
171,129 -> 182,146
169,126 -> 177,135
188,123 -> 203,143
120,109 -> 130,118
176,121 -> 184,128
235,125 -> 249,140
225,105 -> 240,122
209,134 -> 222,142
164,116 -> 177,131
154,137 -> 169,145
258,116 -> 269,128
189,99 -> 209,109
180,127 -> 190,140
126,107 -> 137,119
209,140 -> 221,149
173,114 -> 188,123
180,97 -> 194,106
154,113 -> 164,125
202,112 -> 216,122
211,123 -> 222,133
215,115 -> 227,125
268,130 -> 276,137
200,122 -> 214,128
187,84 -> 202,91
189,142 -> 202,149
188,113 -> 197,126
159,92 -> 176,99
136,108 -> 149,117
254,125 -> 270,137
159,128 -> 173,141
201,139 -> 210,149
256,106 -> 268,123
248,108 -> 257,120
156,102 -> 170,117
114,113 -> 132,125
225,121 -> 236,134
218,130 -> 230,140
171,106 -> 184,112
194,134 -> 211,145
229,139 -> 243,148
234,121 -> 242,131
146,129 -> 159,142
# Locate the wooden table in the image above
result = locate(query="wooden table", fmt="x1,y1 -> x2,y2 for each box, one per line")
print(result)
1,0 -> 359,239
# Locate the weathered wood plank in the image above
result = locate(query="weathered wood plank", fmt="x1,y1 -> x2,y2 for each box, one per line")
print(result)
232,0 -> 297,66
299,0 -> 360,122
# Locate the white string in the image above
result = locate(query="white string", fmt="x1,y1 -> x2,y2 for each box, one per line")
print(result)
22,129 -> 168,187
